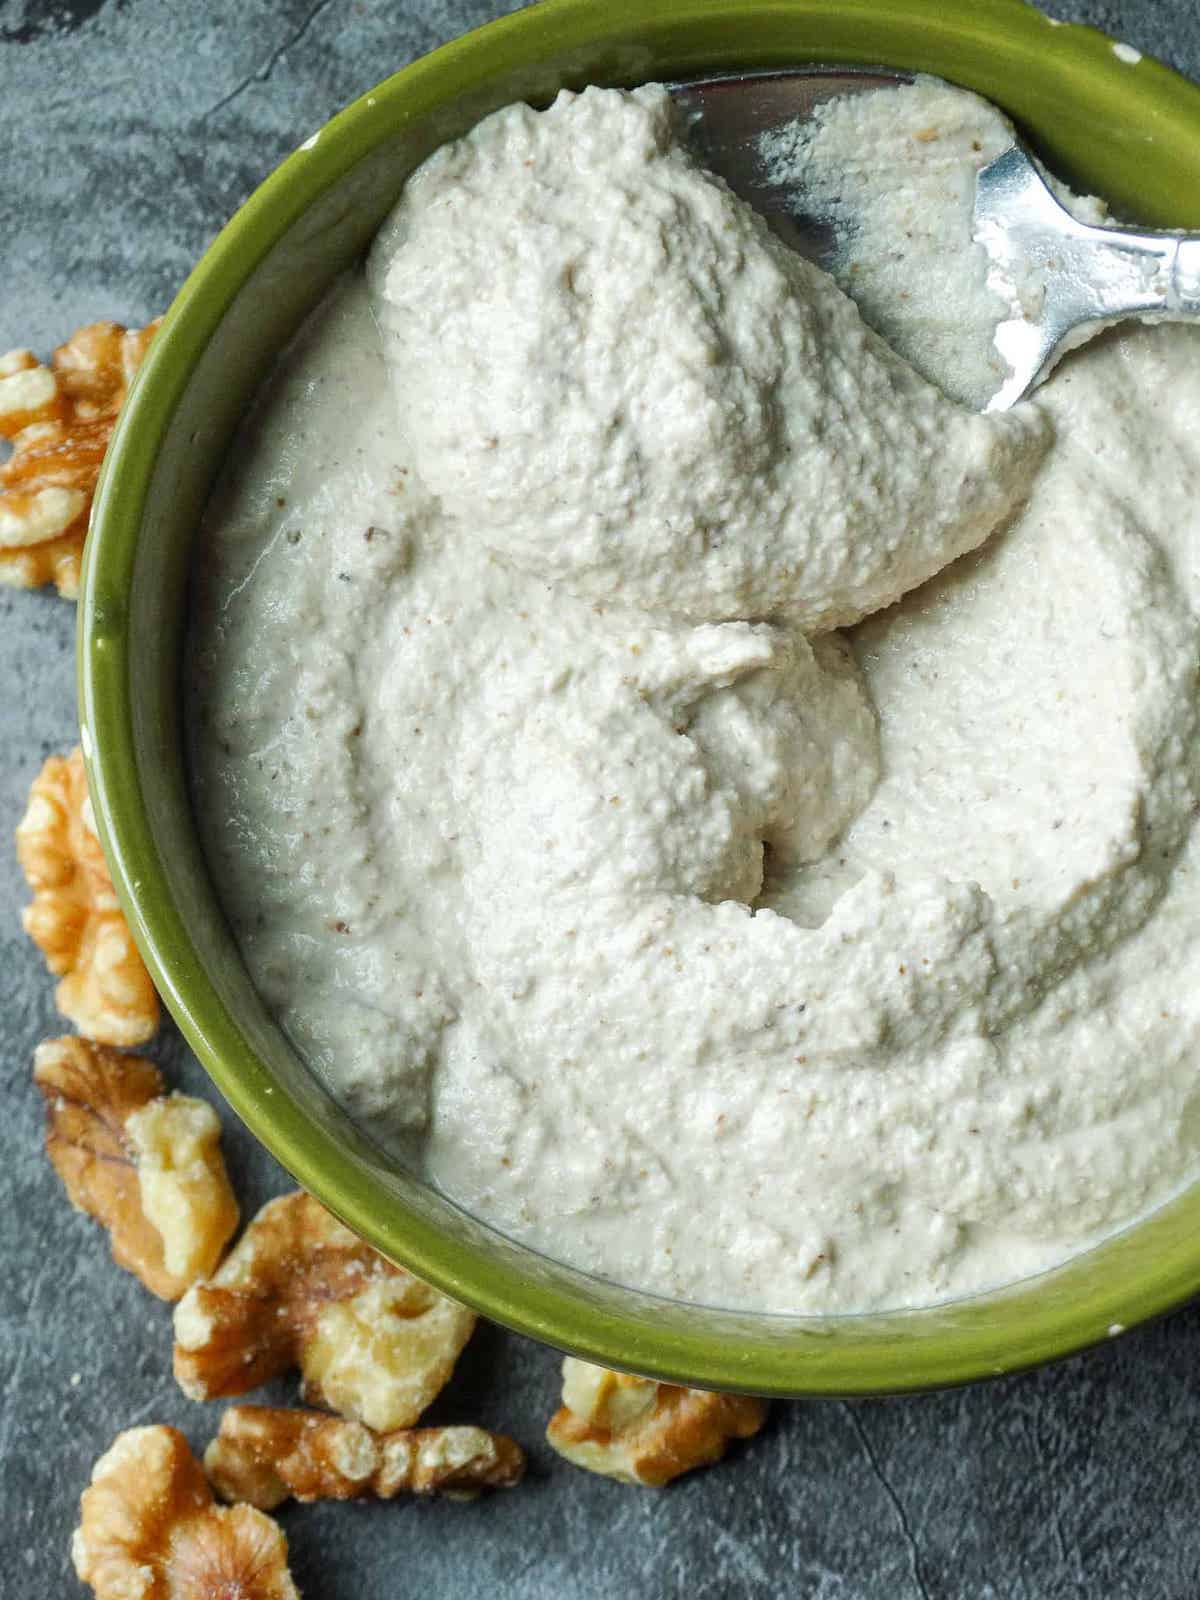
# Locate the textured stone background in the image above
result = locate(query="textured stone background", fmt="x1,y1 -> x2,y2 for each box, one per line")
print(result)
4,1 -> 1200,1596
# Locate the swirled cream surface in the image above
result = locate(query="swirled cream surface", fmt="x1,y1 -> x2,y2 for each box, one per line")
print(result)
191,84 -> 1200,1313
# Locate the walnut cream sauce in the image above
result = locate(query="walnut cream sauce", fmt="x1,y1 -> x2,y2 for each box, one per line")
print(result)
191,83 -> 1200,1314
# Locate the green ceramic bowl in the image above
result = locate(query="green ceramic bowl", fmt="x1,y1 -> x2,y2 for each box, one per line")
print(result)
80,0 -> 1200,1395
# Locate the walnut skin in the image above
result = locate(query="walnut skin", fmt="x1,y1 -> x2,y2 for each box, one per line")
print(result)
205,1406 -> 526,1509
545,1358 -> 768,1486
0,320 -> 157,597
72,1425 -> 298,1600
174,1191 -> 477,1432
16,746 -> 159,1046
34,1035 -> 238,1300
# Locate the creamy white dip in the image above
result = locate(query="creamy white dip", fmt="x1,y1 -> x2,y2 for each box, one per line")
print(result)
372,87 -> 1044,627
192,84 -> 1200,1314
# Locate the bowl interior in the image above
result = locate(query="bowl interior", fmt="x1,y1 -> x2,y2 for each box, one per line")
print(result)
81,0 -> 1200,1394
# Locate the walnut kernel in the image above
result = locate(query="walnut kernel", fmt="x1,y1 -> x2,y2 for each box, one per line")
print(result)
17,747 -> 159,1045
205,1406 -> 526,1508
545,1358 -> 768,1485
72,1425 -> 298,1600
174,1191 -> 477,1431
0,320 -> 157,597
34,1035 -> 238,1299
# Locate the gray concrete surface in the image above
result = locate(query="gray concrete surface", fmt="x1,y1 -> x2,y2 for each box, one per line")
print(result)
3,2 -> 1200,1596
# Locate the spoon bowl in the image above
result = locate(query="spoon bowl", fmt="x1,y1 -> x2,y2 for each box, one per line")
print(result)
670,66 -> 913,267
672,67 -> 1200,409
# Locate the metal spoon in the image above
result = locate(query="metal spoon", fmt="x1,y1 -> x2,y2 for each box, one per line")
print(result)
670,68 -> 1200,411
973,143 -> 1200,408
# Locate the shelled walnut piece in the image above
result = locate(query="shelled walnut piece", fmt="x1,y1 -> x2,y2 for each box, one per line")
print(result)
34,1035 -> 238,1300
174,1190 -> 477,1431
546,1358 -> 768,1486
72,1425 -> 298,1600
0,319 -> 157,597
205,1405 -> 526,1509
16,746 -> 159,1045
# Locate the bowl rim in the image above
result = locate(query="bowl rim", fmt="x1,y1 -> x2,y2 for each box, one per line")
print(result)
80,0 -> 1200,1395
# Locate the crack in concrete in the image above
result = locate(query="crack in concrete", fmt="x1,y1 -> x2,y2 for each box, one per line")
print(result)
842,1402 -> 934,1600
196,0 -> 341,128
1050,1498 -> 1080,1591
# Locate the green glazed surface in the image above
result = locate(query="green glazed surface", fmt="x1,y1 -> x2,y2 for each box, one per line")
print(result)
80,0 -> 1200,1395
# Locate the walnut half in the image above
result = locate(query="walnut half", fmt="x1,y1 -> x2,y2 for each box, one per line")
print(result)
205,1406 -> 526,1509
72,1425 -> 298,1600
16,746 -> 159,1046
0,319 -> 157,598
174,1191 -> 477,1432
34,1035 -> 238,1300
546,1358 -> 768,1485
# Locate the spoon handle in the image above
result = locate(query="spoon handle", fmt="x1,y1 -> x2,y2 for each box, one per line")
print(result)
1173,240 -> 1200,313
976,146 -> 1200,407
1075,227 -> 1200,319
